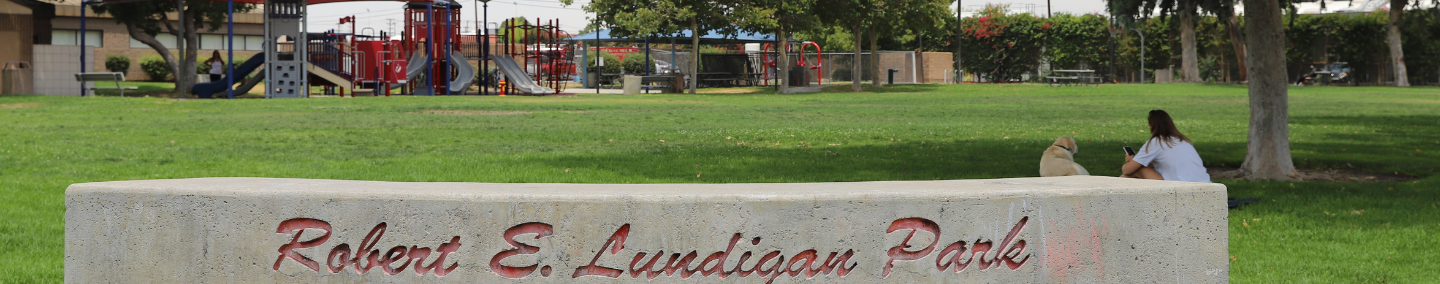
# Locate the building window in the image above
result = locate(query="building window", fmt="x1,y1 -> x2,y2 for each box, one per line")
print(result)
129,33 -> 178,49
200,34 -> 266,51
53,30 -> 102,47
245,35 -> 264,51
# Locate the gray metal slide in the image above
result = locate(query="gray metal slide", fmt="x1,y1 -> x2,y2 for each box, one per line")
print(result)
487,54 -> 554,94
405,51 -> 429,83
447,50 -> 475,93
234,70 -> 265,95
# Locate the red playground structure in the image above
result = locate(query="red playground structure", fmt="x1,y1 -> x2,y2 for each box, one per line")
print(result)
401,1 -> 471,96
495,18 -> 574,95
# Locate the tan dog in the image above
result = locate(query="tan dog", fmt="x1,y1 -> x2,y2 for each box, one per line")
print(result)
1040,136 -> 1089,177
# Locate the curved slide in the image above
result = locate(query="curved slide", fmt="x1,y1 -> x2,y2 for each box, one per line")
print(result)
446,50 -> 475,93
404,51 -> 429,84
487,54 -> 554,94
191,56 -> 266,98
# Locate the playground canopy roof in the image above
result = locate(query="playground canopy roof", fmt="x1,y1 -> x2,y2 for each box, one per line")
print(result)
565,29 -> 800,44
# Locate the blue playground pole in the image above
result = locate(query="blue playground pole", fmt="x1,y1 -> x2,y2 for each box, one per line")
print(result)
226,0 -> 234,99
80,0 -> 86,97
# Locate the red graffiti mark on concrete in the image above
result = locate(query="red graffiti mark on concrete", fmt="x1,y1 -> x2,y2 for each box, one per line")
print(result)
490,222 -> 554,279
1044,205 -> 1109,282
572,224 -> 856,284
883,217 -> 1031,277
272,218 -> 461,277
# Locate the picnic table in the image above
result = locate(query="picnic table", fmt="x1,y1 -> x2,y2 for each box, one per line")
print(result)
1047,70 -> 1099,87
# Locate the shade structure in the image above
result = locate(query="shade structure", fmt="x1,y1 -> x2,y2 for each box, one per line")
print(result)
565,29 -> 800,44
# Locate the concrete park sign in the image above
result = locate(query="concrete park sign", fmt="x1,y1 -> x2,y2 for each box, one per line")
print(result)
65,176 -> 1227,283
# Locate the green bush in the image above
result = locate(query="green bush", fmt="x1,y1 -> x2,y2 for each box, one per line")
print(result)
584,51 -> 622,74
139,55 -> 171,81
620,54 -> 655,74
104,56 -> 130,75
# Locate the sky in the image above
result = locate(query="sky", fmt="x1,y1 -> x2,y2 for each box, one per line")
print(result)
304,0 -> 1109,34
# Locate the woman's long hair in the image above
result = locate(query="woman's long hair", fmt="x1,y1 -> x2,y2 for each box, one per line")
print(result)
1146,109 -> 1189,151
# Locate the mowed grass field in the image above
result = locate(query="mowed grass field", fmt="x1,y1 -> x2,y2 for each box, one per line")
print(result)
2,84 -> 1437,283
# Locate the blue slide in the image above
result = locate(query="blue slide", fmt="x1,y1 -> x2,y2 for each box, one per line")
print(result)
191,56 -> 266,98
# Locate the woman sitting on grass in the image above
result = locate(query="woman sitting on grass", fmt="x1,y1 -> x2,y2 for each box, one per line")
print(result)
1121,109 -> 1211,182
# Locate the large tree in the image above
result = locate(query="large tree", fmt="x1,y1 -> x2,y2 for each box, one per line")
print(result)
93,1 -> 254,96
1236,0 -> 1297,180
812,0 -> 873,92
1388,0 -> 1411,86
1110,0 -> 1220,82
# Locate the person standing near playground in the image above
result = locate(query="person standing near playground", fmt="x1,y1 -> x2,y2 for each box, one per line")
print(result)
1121,109 -> 1211,182
204,51 -> 225,83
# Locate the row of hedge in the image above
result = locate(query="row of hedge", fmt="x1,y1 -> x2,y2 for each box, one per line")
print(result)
955,5 -> 1440,84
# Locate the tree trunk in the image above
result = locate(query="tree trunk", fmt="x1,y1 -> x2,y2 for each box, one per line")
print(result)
1388,0 -> 1409,86
852,22 -> 862,92
689,18 -> 699,94
126,25 -> 180,83
1238,0 -> 1298,180
174,7 -> 199,96
869,26 -> 880,87
1179,8 -> 1201,83
955,0 -> 962,84
778,27 -> 789,94
1224,8 -> 1247,82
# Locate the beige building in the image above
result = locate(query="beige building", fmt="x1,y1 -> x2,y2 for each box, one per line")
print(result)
0,0 -> 51,71
49,0 -> 265,81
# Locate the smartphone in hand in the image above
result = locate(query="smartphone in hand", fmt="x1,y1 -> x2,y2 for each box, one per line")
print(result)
1123,146 -> 1136,156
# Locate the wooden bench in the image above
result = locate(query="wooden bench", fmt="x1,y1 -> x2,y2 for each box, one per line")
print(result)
74,72 -> 138,96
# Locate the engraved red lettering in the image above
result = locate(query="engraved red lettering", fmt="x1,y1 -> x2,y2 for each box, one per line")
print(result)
658,252 -> 698,278
731,251 -> 757,277
490,222 -> 553,279
378,246 -> 410,275
351,222 -> 387,274
758,252 -> 786,284
935,240 -> 969,272
573,224 -> 628,278
629,251 -> 664,279
786,250 -> 817,278
406,247 -> 432,275
273,218 -> 332,271
699,233 -> 743,278
998,217 -> 1031,270
326,244 -> 352,273
970,239 -> 996,270
882,217 -> 940,277
430,237 -> 461,277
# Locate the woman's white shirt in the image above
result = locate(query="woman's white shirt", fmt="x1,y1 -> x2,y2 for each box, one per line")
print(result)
1133,137 -> 1210,182
210,61 -> 223,75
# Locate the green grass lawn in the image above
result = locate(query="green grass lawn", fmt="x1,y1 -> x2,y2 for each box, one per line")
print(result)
2,84 -> 1436,282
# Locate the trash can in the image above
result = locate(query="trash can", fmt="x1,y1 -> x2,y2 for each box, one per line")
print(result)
887,69 -> 899,85
622,75 -> 642,95
2,61 -> 33,95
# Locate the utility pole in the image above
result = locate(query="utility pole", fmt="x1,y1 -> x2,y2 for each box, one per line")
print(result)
386,19 -> 397,35
1047,0 -> 1051,18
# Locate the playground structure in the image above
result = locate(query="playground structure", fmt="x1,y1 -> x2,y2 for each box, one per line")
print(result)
137,0 -> 479,98
401,2 -> 474,96
760,41 -> 824,86
492,18 -> 573,95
